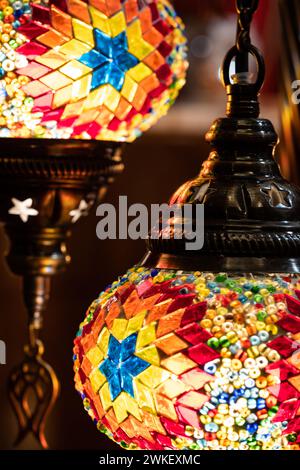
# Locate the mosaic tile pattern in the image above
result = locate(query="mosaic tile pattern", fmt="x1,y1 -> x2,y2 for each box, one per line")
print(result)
74,268 -> 300,450
0,0 -> 187,140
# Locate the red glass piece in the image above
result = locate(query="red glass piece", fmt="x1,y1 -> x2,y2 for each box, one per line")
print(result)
277,314 -> 300,334
149,84 -> 167,99
295,290 -> 300,300
41,108 -> 64,122
51,0 -> 68,11
86,122 -> 102,139
18,22 -> 49,40
274,293 -> 285,303
78,368 -> 86,385
149,2 -> 160,22
266,360 -> 300,381
167,294 -> 195,313
155,19 -> 172,36
136,279 -> 154,298
176,322 -> 212,345
160,417 -> 186,437
32,4 -> 51,24
180,302 -> 207,327
117,284 -> 135,304
32,92 -> 53,112
268,336 -> 300,358
272,399 -> 300,423
285,294 -> 300,317
156,64 -> 172,83
154,433 -> 173,449
158,41 -> 173,57
187,343 -> 220,365
16,42 -> 48,59
59,117 -> 77,128
108,117 -> 122,131
283,417 -> 300,435
176,405 -> 201,429
269,382 -> 300,402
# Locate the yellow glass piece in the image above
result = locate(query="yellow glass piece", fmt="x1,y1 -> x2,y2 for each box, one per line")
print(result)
59,39 -> 91,59
86,345 -> 103,366
133,380 -> 156,414
39,71 -> 73,90
89,6 -> 110,35
135,345 -> 160,366
128,63 -> 152,83
53,84 -> 73,109
89,367 -> 106,392
110,318 -> 128,340
125,310 -> 146,337
156,378 -> 191,399
136,323 -> 156,350
161,353 -> 197,375
109,11 -> 126,37
154,393 -> 177,421
61,99 -> 85,119
113,392 -> 142,424
137,365 -> 170,389
72,74 -> 92,101
74,109 -> 99,126
97,327 -> 110,355
127,20 -> 154,60
83,85 -> 110,109
99,382 -> 112,411
72,18 -> 94,47
59,60 -> 91,80
104,85 -> 120,112
36,51 -> 68,69
121,74 -> 138,103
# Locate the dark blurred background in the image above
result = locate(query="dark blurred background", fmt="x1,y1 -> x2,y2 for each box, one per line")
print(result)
0,0 -> 288,450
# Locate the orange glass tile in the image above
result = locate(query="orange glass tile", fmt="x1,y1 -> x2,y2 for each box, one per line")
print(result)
81,356 -> 92,376
93,394 -> 105,419
66,0 -> 91,24
74,109 -> 99,127
146,299 -> 173,324
289,375 -> 300,392
120,417 -> 136,438
36,50 -> 68,70
155,333 -> 188,355
176,390 -> 209,410
140,74 -> 160,94
61,99 -> 85,119
288,350 -> 300,370
294,332 -> 300,342
92,308 -> 105,341
124,0 -> 138,23
89,0 -> 109,16
95,107 -> 115,126
143,50 -> 165,71
22,80 -> 51,98
127,416 -> 155,443
132,85 -> 147,112
72,74 -> 92,101
105,300 -> 121,329
123,289 -> 142,319
139,7 -> 152,34
60,60 -> 91,79
50,6 -> 73,38
180,368 -> 214,390
138,293 -> 161,313
143,27 -> 164,48
40,70 -> 73,90
161,353 -> 197,375
37,29 -> 69,48
53,83 -> 73,108
106,0 -> 122,16
81,333 -> 96,353
114,97 -> 132,121
157,378 -> 191,400
142,410 -> 166,435
156,309 -> 185,338
105,408 -> 120,433
154,393 -> 177,421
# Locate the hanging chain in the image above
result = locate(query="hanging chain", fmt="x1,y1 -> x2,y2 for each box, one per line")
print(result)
236,0 -> 259,52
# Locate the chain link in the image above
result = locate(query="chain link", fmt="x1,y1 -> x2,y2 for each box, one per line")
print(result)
236,0 -> 259,52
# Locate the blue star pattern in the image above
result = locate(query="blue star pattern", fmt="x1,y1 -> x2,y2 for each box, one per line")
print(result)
99,333 -> 150,401
78,30 -> 139,92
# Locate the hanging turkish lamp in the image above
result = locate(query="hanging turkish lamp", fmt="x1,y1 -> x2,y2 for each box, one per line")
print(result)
74,0 -> 300,451
0,0 -> 187,141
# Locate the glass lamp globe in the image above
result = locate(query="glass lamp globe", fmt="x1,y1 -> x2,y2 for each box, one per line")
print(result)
0,0 -> 187,140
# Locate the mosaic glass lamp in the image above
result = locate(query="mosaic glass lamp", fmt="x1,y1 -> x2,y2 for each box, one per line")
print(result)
0,0 -> 187,448
74,0 -> 300,451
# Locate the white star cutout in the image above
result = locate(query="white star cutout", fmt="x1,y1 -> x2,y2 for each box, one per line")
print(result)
8,198 -> 38,223
69,200 -> 90,223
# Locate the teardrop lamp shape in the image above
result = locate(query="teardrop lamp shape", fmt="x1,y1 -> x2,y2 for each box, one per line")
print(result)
74,1 -> 300,450
0,0 -> 187,141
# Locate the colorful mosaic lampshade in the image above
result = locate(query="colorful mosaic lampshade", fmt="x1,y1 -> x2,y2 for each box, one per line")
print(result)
74,269 -> 300,450
0,0 -> 187,140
